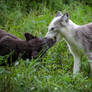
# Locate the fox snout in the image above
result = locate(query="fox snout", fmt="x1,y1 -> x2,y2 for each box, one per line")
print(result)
40,38 -> 56,57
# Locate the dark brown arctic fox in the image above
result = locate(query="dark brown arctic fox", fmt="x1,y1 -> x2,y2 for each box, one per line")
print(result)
0,30 -> 56,66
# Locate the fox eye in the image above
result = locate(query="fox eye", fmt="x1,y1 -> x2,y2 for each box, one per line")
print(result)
51,27 -> 54,30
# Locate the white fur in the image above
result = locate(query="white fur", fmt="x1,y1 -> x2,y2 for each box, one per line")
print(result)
46,15 -> 90,74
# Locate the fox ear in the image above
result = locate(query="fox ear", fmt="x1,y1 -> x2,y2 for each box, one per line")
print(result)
24,33 -> 36,41
55,11 -> 63,17
61,13 -> 69,22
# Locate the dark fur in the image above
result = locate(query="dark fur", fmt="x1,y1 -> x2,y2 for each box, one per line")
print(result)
0,30 -> 56,66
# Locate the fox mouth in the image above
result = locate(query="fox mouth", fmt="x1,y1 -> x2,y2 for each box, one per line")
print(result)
40,37 -> 56,57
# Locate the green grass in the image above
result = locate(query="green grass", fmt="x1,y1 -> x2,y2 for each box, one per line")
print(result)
0,1 -> 92,92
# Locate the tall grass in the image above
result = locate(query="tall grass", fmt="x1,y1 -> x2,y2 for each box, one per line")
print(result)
0,0 -> 92,92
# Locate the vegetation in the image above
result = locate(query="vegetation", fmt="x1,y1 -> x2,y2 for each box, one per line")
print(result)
0,0 -> 92,92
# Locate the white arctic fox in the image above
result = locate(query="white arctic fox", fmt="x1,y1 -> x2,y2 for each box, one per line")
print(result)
46,11 -> 92,74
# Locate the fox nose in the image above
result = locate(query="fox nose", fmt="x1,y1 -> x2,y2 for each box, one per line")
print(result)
45,32 -> 51,38
40,37 -> 56,57
43,37 -> 56,48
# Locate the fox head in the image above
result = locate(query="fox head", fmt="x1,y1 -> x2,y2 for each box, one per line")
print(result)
46,11 -> 69,41
24,33 -> 56,58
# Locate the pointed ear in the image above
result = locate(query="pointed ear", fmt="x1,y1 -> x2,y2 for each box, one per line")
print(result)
61,13 -> 69,22
55,11 -> 63,17
24,33 -> 36,41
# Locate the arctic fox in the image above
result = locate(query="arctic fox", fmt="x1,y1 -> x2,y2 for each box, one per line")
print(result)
46,11 -> 92,74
